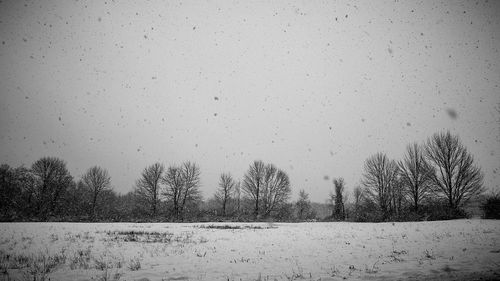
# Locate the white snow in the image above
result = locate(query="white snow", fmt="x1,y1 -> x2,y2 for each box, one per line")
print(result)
1,220 -> 499,280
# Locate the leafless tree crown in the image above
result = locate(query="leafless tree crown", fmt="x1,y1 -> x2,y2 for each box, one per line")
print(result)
296,189 -> 311,220
425,131 -> 484,209
215,172 -> 235,216
82,166 -> 112,220
361,152 -> 399,218
242,160 -> 266,218
135,162 -> 164,217
162,161 -> 201,220
242,160 -> 291,219
398,142 -> 433,211
31,157 -> 73,219
261,164 -> 291,217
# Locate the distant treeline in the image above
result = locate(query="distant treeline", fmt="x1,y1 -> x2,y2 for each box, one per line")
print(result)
0,130 -> 498,222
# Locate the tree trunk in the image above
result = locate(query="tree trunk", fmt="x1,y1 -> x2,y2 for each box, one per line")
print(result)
255,190 -> 259,219
152,188 -> 157,217
222,199 -> 226,217
92,192 -> 97,221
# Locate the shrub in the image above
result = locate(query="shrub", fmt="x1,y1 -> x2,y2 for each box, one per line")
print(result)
350,198 -> 383,222
482,192 -> 500,219
69,248 -> 92,270
418,199 -> 468,221
128,258 -> 141,271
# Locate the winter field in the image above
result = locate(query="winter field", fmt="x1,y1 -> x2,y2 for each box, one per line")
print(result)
0,220 -> 499,281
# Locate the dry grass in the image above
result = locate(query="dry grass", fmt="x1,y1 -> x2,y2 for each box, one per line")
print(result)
104,230 -> 174,243
196,224 -> 276,230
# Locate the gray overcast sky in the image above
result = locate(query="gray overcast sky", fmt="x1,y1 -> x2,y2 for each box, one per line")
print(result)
0,0 -> 499,202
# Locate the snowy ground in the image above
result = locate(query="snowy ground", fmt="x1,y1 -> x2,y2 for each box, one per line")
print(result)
0,220 -> 499,281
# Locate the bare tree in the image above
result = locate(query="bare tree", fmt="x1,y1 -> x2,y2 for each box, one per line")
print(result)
162,165 -> 184,220
260,164 -> 291,217
333,178 -> 345,220
398,143 -> 433,212
242,160 -> 265,219
352,185 -> 365,213
389,175 -> 405,217
361,152 -> 399,219
0,164 -> 18,219
234,181 -> 241,216
353,186 -> 363,206
82,166 -> 112,220
31,157 -> 73,220
296,189 -> 311,220
242,161 -> 291,219
425,131 -> 484,210
179,161 -> 202,218
5,166 -> 37,218
162,161 -> 202,221
215,173 -> 235,216
135,163 -> 164,217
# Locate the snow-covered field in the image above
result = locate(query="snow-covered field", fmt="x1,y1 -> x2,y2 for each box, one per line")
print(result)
0,220 -> 499,281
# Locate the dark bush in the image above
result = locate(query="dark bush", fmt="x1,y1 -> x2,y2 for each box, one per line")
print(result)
482,193 -> 500,219
349,199 -> 384,222
418,199 -> 468,221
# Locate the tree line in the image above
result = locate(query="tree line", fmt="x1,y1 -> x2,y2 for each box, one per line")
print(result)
353,131 -> 486,221
0,130 -> 496,222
